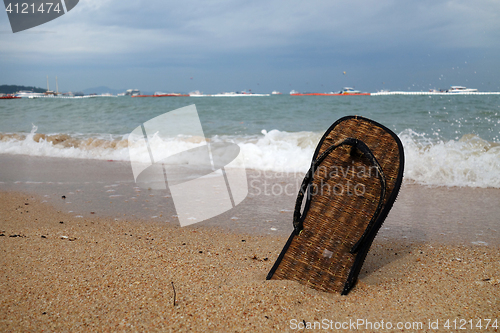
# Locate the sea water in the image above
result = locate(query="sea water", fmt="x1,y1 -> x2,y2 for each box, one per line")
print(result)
1,95 -> 499,188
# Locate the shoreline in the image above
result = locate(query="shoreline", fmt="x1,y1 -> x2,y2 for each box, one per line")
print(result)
1,154 -> 499,246
1,190 -> 499,331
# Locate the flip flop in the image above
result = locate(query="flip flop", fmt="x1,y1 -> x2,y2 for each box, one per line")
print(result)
266,115 -> 404,295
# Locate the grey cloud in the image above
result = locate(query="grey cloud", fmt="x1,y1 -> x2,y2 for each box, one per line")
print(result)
1,0 -> 499,92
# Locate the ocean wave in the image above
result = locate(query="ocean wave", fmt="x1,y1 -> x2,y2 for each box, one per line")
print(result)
400,129 -> 500,188
1,125 -> 499,188
0,125 -> 132,160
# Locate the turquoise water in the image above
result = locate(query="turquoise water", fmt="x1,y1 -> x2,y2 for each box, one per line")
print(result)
1,95 -> 499,141
1,95 -> 499,188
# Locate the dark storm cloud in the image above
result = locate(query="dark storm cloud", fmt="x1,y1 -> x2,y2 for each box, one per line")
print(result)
1,0 -> 499,92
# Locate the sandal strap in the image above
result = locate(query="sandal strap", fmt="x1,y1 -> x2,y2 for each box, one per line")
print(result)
292,137 -> 386,254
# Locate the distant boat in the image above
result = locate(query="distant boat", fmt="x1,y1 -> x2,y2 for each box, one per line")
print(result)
189,91 -> 207,97
211,91 -> 270,97
125,89 -> 141,96
447,86 -> 478,93
154,92 -> 189,97
14,90 -> 44,98
132,92 -> 189,97
0,95 -> 21,99
271,91 -> 282,95
339,87 -> 367,95
291,87 -> 369,96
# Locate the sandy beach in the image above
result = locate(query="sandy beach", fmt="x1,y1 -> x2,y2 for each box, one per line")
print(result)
3,0 -> 500,330
1,155 -> 499,332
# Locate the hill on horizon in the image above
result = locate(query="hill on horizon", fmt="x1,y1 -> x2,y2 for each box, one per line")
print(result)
0,85 -> 45,94
1,84 -> 154,95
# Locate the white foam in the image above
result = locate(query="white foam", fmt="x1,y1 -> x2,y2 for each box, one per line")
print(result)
231,130 -> 320,173
401,129 -> 500,188
1,125 -> 499,188
0,125 -> 131,161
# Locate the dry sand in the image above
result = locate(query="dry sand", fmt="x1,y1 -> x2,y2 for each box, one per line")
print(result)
1,191 -> 499,332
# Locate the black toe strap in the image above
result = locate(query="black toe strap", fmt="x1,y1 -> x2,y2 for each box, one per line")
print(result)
292,137 -> 386,253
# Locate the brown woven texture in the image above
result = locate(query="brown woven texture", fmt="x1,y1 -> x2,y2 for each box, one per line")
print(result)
270,117 -> 402,293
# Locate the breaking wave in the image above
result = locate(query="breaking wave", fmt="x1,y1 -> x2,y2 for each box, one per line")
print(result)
1,125 -> 499,188
400,129 -> 500,188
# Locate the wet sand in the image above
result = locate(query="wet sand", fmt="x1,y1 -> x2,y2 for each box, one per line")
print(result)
2,154 -> 499,245
1,155 -> 500,331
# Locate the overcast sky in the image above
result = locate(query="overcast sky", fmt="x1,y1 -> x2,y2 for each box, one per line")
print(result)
1,0 -> 500,93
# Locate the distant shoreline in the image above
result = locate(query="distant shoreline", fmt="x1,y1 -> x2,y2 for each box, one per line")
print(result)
4,84 -> 500,97
0,84 -> 45,95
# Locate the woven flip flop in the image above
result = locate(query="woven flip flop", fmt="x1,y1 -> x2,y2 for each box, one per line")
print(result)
266,115 -> 404,295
